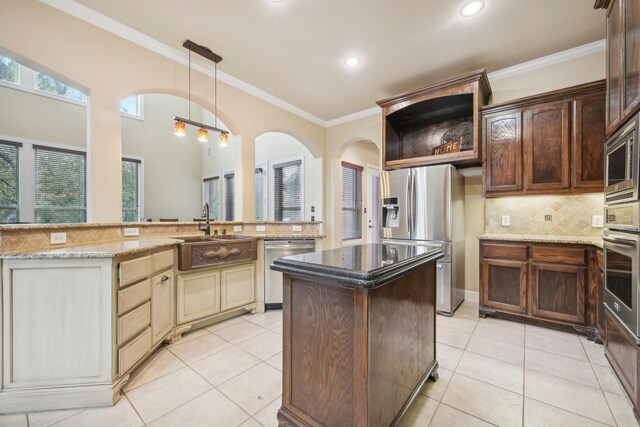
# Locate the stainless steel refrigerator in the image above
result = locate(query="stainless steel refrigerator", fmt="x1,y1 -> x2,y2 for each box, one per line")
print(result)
380,164 -> 465,315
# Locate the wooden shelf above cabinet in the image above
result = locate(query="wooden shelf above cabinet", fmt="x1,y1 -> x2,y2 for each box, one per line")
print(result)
377,69 -> 492,170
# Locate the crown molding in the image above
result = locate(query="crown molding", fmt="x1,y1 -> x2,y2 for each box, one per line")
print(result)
38,0 -> 327,127
325,107 -> 381,128
487,39 -> 606,81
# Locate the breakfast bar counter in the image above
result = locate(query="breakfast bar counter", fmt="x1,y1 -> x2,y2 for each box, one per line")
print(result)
271,243 -> 442,427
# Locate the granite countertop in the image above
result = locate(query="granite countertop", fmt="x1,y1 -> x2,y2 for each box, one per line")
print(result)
271,243 -> 443,288
0,237 -> 184,259
479,233 -> 603,248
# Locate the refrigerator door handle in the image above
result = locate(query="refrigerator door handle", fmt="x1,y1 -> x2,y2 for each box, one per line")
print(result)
410,169 -> 417,236
407,170 -> 413,235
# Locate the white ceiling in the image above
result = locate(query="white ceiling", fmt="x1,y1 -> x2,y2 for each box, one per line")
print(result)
64,0 -> 604,122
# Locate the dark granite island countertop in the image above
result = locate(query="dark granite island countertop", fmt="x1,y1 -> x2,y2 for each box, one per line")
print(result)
271,243 -> 443,288
271,243 -> 442,427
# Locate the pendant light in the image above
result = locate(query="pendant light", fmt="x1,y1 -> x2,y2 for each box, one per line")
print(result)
173,40 -> 229,144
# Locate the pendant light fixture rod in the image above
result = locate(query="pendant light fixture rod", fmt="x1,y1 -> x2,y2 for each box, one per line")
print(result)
172,116 -> 228,135
188,49 -> 191,120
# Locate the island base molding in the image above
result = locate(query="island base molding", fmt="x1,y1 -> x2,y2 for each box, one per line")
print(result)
0,383 -> 117,414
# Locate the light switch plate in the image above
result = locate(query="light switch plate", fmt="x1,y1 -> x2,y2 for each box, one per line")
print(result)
292,225 -> 302,232
233,225 -> 242,232
592,215 -> 604,228
50,232 -> 67,245
123,227 -> 139,236
256,225 -> 266,232
501,215 -> 510,226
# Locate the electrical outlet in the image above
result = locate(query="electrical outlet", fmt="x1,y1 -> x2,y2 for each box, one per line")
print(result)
292,225 -> 302,232
233,225 -> 242,232
501,215 -> 510,226
544,215 -> 553,222
592,215 -> 604,228
123,227 -> 139,236
256,225 -> 266,232
50,232 -> 66,245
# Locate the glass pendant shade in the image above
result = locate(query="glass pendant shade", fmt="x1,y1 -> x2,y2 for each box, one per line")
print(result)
198,127 -> 209,142
219,133 -> 229,147
174,120 -> 186,137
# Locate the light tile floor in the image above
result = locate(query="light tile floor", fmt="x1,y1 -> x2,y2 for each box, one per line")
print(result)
3,302 -> 640,427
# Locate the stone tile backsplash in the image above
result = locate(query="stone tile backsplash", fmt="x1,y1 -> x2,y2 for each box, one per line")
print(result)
485,193 -> 604,237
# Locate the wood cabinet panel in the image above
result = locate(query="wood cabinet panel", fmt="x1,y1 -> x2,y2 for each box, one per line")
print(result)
481,259 -> 527,314
484,112 -> 523,193
151,271 -> 174,345
573,95 -> 606,189
530,263 -> 585,324
624,0 -> 640,117
220,264 -> 255,312
608,0 -> 623,134
530,246 -> 586,265
605,310 -> 637,398
523,102 -> 571,190
176,270 -> 220,324
481,242 -> 527,261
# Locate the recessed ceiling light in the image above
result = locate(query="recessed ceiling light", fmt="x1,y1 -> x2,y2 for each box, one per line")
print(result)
460,0 -> 484,17
344,57 -> 361,68
270,0 -> 285,3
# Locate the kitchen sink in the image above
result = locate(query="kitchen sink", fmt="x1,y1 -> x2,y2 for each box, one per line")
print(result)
178,235 -> 257,270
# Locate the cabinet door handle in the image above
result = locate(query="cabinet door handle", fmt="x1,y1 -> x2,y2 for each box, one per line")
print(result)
161,275 -> 170,282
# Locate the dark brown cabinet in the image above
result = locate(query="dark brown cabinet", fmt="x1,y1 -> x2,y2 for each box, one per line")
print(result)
600,0 -> 640,136
482,81 -> 606,197
480,240 -> 600,337
377,70 -> 492,170
523,102 -> 571,191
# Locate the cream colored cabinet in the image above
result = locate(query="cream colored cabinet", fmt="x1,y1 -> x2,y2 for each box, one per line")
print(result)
177,269 -> 220,324
221,264 -> 255,312
151,271 -> 174,345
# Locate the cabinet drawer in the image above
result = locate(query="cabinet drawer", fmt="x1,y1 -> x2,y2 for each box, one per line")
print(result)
118,279 -> 151,315
481,242 -> 527,261
118,327 -> 151,375
530,246 -> 586,265
153,250 -> 174,273
119,255 -> 152,287
117,301 -> 151,345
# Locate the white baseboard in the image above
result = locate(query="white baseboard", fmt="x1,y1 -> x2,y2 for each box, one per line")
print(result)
464,290 -> 479,302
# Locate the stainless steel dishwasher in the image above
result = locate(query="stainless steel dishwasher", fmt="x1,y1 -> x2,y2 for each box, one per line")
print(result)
264,239 -> 316,309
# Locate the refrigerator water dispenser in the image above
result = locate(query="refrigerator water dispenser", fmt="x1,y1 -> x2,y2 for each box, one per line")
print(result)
382,197 -> 400,228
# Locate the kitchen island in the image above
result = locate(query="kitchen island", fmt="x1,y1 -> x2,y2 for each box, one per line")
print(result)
271,243 -> 442,427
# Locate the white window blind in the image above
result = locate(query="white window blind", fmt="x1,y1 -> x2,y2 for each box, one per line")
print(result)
342,162 -> 363,240
255,167 -> 265,221
203,176 -> 220,220
273,160 -> 302,221
122,158 -> 141,222
0,141 -> 21,223
224,172 -> 235,221
34,145 -> 86,223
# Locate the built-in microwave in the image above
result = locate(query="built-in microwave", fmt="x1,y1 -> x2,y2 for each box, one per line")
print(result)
605,116 -> 639,204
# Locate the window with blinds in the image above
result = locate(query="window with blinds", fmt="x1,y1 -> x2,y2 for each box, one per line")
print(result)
273,160 -> 302,221
203,176 -> 220,220
255,167 -> 265,221
34,146 -> 86,223
342,162 -> 363,240
224,172 -> 235,221
122,158 -> 141,222
0,141 -> 21,223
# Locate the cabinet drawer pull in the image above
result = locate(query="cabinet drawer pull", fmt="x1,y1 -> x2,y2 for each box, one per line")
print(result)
161,275 -> 170,282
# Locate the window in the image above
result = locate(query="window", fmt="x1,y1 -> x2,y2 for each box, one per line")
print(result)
255,167 -> 266,221
34,146 -> 86,223
342,162 -> 363,240
224,172 -> 235,221
0,55 -> 18,84
121,95 -> 142,117
122,158 -> 141,222
203,176 -> 220,220
35,73 -> 87,103
273,159 -> 302,221
0,142 -> 21,223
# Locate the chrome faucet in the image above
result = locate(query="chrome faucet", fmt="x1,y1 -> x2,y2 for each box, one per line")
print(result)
199,202 -> 210,236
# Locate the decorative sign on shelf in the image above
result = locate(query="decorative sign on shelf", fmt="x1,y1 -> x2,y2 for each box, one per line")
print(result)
432,121 -> 474,155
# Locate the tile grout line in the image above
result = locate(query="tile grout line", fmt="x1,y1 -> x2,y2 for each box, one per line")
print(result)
580,338 -> 619,426
522,324 -> 527,427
